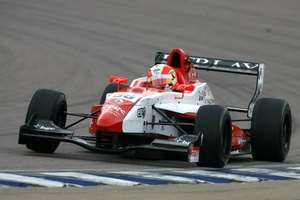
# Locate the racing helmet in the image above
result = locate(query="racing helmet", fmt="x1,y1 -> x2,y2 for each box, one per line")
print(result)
147,64 -> 177,89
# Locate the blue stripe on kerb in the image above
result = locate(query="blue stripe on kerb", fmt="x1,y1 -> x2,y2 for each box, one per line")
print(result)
1,166 -> 300,189
87,172 -> 169,185
29,175 -> 100,187
0,180 -> 30,188
222,169 -> 291,181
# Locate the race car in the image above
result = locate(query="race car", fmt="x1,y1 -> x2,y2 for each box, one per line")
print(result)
18,48 -> 292,168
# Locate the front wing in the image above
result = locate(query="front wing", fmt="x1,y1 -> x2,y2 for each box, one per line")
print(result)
19,119 -> 201,162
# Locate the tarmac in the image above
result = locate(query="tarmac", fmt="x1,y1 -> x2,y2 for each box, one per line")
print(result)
0,0 -> 299,198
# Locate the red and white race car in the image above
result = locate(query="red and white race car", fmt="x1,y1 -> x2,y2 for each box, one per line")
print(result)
19,48 -> 292,167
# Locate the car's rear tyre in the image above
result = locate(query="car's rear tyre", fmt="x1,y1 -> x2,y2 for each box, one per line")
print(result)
251,98 -> 292,162
194,105 -> 232,168
25,89 -> 67,153
100,84 -> 119,104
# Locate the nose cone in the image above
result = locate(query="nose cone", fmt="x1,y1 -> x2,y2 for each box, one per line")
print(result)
97,111 -> 122,133
96,104 -> 132,133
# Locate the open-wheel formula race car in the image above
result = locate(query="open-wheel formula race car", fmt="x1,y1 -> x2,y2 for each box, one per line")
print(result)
19,48 -> 292,168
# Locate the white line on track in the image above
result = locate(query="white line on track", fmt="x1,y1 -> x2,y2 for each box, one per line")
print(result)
172,170 -> 260,182
42,172 -> 140,186
0,173 -> 67,187
233,168 -> 300,179
287,167 -> 300,170
113,171 -> 207,184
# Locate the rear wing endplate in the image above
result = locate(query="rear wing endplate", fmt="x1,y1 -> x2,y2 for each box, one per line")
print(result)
155,52 -> 265,118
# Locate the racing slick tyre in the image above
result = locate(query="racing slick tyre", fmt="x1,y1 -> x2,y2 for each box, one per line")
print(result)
251,98 -> 292,162
100,83 -> 119,104
194,105 -> 232,168
25,89 -> 67,153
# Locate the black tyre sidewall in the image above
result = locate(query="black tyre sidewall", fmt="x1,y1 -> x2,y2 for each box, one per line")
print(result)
251,98 -> 292,161
194,105 -> 232,168
25,89 -> 67,153
100,84 -> 119,104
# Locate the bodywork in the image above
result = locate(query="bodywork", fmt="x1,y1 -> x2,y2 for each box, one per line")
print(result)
19,48 -> 264,163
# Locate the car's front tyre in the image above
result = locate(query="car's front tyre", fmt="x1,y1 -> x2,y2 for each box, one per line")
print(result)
23,89 -> 67,153
194,105 -> 232,168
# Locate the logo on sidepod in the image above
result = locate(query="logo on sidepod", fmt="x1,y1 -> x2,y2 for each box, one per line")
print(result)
137,107 -> 146,118
111,93 -> 137,102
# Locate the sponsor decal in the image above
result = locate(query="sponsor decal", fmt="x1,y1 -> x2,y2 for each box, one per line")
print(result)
109,93 -> 140,104
175,135 -> 196,145
33,123 -> 55,131
189,56 -> 260,69
111,98 -> 124,104
137,107 -> 146,118
188,146 -> 200,163
123,94 -> 135,99
161,54 -> 259,70
111,93 -> 136,100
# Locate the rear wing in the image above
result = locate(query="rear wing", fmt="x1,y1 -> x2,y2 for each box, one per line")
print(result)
155,52 -> 265,118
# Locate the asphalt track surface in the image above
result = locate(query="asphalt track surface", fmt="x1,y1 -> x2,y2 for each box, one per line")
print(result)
0,0 -> 300,180
2,180 -> 300,200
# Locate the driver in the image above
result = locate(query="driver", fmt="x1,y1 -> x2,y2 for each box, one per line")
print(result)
147,64 -> 177,89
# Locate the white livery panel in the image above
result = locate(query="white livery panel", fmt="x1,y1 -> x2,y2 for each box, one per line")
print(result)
122,82 -> 215,137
